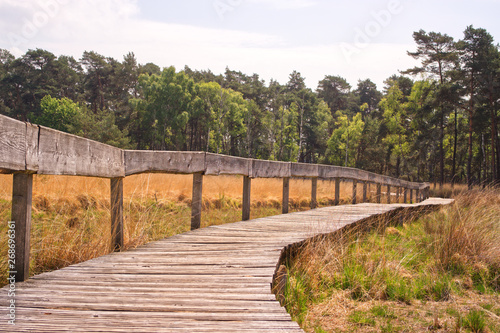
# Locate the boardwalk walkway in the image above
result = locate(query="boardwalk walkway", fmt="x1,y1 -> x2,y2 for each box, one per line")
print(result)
1,198 -> 453,332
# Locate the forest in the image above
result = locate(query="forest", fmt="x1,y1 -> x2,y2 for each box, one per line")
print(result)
0,25 -> 498,188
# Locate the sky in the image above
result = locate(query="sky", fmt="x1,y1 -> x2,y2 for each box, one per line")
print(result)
1,0 -> 499,90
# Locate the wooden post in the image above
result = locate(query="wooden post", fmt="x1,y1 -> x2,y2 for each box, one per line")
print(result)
387,185 -> 391,204
396,187 -> 400,203
376,183 -> 382,203
110,178 -> 124,252
352,180 -> 357,205
310,178 -> 318,209
334,178 -> 340,206
12,173 -> 33,282
416,189 -> 421,203
403,187 -> 408,203
410,189 -> 414,204
362,181 -> 367,203
242,176 -> 251,221
191,173 -> 203,230
282,177 -> 290,214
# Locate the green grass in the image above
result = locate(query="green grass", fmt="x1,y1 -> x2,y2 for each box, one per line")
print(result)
283,189 -> 500,332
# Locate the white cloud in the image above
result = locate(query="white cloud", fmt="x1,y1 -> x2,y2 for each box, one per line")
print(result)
0,0 -> 419,89
245,0 -> 317,9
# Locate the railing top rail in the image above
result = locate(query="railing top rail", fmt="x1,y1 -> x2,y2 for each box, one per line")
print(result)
0,114 -> 429,190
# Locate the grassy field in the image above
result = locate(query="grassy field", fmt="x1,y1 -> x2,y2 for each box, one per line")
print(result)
284,188 -> 500,332
0,173 -> 360,285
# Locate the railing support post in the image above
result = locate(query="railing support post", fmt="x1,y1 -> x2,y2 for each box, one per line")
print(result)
376,183 -> 382,203
191,173 -> 203,230
416,189 -> 421,203
387,185 -> 391,204
111,178 -> 124,252
242,176 -> 251,221
362,181 -> 367,203
282,177 -> 289,214
12,173 -> 33,282
410,189 -> 414,204
310,178 -> 318,209
352,180 -> 357,205
403,187 -> 408,203
334,178 -> 340,206
396,187 -> 400,203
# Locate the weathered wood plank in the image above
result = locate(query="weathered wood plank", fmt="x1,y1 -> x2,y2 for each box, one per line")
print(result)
125,150 -> 205,176
0,115 -> 27,172
12,173 -> 33,282
191,173 -> 203,230
282,177 -> 289,214
352,180 -> 357,204
251,160 -> 291,178
242,176 -> 251,221
25,123 -> 39,172
310,178 -> 318,209
111,178 -> 124,251
291,163 -> 319,178
334,177 -> 340,205
206,153 -> 250,176
38,126 -> 124,178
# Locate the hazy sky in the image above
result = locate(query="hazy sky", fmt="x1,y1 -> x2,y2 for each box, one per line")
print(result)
1,0 -> 499,89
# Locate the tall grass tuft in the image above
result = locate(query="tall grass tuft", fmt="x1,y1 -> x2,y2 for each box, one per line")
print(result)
283,188 -> 500,331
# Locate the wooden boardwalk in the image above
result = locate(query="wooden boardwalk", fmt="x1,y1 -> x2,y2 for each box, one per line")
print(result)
1,199 -> 453,333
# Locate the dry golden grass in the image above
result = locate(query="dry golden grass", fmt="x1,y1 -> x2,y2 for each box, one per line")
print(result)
0,173 -> 360,284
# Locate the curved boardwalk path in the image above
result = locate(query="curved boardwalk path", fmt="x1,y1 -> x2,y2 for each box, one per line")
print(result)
1,198 -> 453,332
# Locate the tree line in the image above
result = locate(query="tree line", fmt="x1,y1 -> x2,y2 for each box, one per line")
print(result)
0,25 -> 498,188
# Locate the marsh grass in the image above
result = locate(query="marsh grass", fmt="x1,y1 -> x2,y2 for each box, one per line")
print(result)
284,188 -> 500,332
0,173 -> 358,285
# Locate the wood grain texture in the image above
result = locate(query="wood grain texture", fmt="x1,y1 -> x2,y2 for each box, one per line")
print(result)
242,176 -> 251,221
111,178 -> 124,251
206,153 -> 250,176
0,198 -> 454,332
12,173 -> 33,282
37,126 -> 124,178
125,150 -> 205,176
0,115 -> 26,172
251,160 -> 291,178
191,173 -> 203,230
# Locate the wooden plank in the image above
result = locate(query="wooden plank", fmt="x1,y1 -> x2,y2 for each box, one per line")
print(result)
0,114 -> 26,172
25,123 -> 40,173
352,180 -> 357,204
376,183 -> 382,203
291,163 -> 319,178
206,153 -> 250,176
251,160 -> 291,178
362,181 -> 368,203
242,176 -> 251,221
12,173 -> 33,282
310,178 -> 318,209
387,185 -> 391,204
111,178 -> 124,251
37,126 -> 124,178
124,150 -> 205,176
404,187 -> 408,203
282,178 -> 289,214
191,173 -> 203,230
334,178 -> 340,205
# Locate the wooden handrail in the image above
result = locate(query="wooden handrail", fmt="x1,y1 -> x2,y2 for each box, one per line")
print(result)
0,114 -> 431,282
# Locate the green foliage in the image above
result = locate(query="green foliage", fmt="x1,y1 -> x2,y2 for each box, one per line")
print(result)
38,95 -> 79,132
1,24 -> 499,184
326,112 -> 365,166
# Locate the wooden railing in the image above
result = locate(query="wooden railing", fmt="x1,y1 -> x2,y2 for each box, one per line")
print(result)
0,114 -> 430,281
